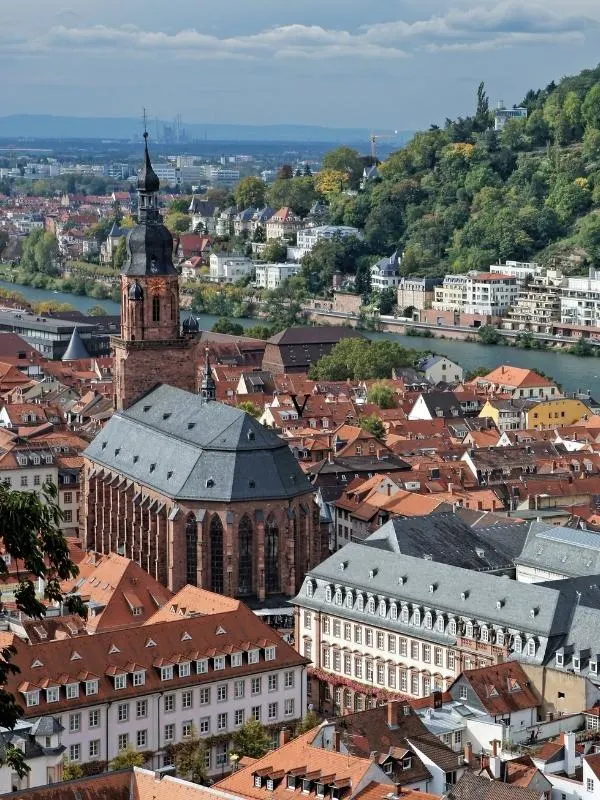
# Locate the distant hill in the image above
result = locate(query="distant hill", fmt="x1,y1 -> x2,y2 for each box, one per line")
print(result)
0,114 -> 413,145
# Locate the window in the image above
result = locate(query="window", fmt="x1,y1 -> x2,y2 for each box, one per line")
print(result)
388,667 -> 396,688
413,609 -> 421,626
411,641 -> 419,660
448,620 -> 457,636
214,656 -> 226,671
376,631 -> 385,650
136,729 -> 148,749
231,652 -> 243,668
388,634 -> 396,653
235,708 -> 245,727
587,779 -> 594,793
164,694 -> 175,713
437,615 -> 445,633
304,610 -> 312,628
454,731 -> 462,745
46,687 -> 59,703
344,623 -> 351,641
34,475 -> 40,486
268,674 -> 279,692
69,713 -> 81,733
196,658 -> 208,674
199,687 -> 210,705
367,596 -> 376,614
251,677 -> 262,696
284,670 -> 295,689
514,636 -> 523,654
117,703 -> 129,722
355,658 -> 363,679
252,705 -> 262,721
377,663 -> 385,684
89,710 -> 100,728
422,644 -> 431,663
435,647 -> 443,667
333,620 -> 341,638
399,638 -> 407,657
284,698 -> 295,716
411,674 -> 419,695
366,661 -> 374,682
152,295 -> 160,323
164,724 -> 175,743
217,684 -> 228,702
21,476 -> 28,487
114,673 -> 126,690
248,649 -> 259,664
233,679 -> 245,699
199,716 -> 210,734
447,651 -> 455,670
424,612 -> 432,629
344,654 -> 351,675
182,721 -> 193,739
64,510 -> 72,523
161,665 -> 174,680
333,650 -> 341,672
179,662 -> 191,678
89,740 -> 100,759
185,514 -> 198,586
136,700 -> 147,719
65,682 -> 79,700
459,685 -> 468,700
133,670 -> 145,686
217,712 -> 227,730
216,742 -> 228,767
322,616 -> 330,634
268,702 -> 278,720
63,491 -> 72,504
69,743 -> 81,762
182,690 -> 193,709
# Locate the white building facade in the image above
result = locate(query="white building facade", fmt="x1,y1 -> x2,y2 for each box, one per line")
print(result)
561,268 -> 600,327
209,254 -> 254,283
255,263 -> 301,290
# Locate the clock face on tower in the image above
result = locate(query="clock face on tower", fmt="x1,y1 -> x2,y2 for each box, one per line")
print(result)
147,278 -> 165,294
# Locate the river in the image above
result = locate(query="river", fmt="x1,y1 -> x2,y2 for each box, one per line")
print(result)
0,279 -> 597,396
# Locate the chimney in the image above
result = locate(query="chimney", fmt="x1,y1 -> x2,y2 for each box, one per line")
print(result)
491,739 -> 499,758
561,731 -> 577,776
489,755 -> 502,779
387,701 -> 400,728
333,730 -> 341,752
448,482 -> 454,495
279,728 -> 291,747
431,690 -> 442,709
464,741 -> 473,766
387,483 -> 391,496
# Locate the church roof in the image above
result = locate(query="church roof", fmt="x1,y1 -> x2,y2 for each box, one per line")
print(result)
61,327 -> 90,361
84,385 -> 314,502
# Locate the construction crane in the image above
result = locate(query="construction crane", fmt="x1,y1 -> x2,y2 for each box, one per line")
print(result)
370,130 -> 398,161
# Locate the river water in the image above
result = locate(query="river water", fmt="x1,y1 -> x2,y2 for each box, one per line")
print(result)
0,279 -> 597,396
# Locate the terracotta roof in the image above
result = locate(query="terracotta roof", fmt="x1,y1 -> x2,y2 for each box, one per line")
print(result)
448,771 -> 541,800
458,662 -> 539,716
477,367 -> 555,390
586,753 -> 600,781
7,599 -> 304,717
353,782 -> 438,800
215,727 -> 387,800
5,769 -> 131,800
145,585 -> 240,624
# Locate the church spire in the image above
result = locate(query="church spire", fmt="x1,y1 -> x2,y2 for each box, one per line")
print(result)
138,131 -> 160,198
200,347 -> 216,402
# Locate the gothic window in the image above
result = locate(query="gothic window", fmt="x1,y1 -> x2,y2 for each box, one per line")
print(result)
238,515 -> 253,596
210,515 -> 224,594
185,514 -> 198,586
265,515 -> 279,594
152,295 -> 160,323
170,292 -> 176,321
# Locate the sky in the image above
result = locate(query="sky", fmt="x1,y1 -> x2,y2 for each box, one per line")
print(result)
2,0 -> 600,131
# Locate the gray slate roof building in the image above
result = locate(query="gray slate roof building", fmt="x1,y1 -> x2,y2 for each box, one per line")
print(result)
516,523 -> 600,580
84,384 -> 313,502
364,512 -> 514,572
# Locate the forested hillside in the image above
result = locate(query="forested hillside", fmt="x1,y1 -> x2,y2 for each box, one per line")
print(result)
326,64 -> 600,276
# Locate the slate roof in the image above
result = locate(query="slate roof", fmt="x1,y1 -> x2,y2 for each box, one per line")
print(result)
364,512 -> 513,571
447,771 -> 541,800
61,326 -> 90,361
516,523 -> 600,578
84,384 -> 314,502
296,542 -> 600,651
268,327 -> 363,346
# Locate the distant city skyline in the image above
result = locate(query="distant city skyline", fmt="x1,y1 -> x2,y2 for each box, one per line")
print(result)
3,0 -> 600,130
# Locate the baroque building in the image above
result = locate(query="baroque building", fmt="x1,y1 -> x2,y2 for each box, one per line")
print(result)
83,137 -> 324,599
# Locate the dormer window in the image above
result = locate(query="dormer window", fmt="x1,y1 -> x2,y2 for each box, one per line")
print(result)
114,674 -> 127,690
424,612 -> 432,629
591,661 -> 598,674
556,652 -> 564,667
231,652 -> 242,668
161,665 -> 174,681
316,783 -> 325,797
46,686 -> 59,703
481,626 -> 489,643
384,762 -> 393,775
464,622 -> 473,639
334,588 -> 342,605
402,757 -> 412,770
513,635 -> 523,654
248,649 -> 259,664
196,658 -> 208,674
254,776 -> 263,788
390,602 -> 398,620
325,586 -> 332,602
25,690 -> 40,707
66,683 -> 79,699
345,591 -> 354,608
265,646 -> 276,661
367,596 -> 376,614
413,609 -> 421,626
306,581 -> 314,597
85,679 -> 99,696
573,657 -> 580,672
378,599 -> 387,617
133,670 -> 146,686
527,639 -> 536,657
179,662 -> 191,678
401,605 -> 409,623
437,615 -> 445,633
302,779 -> 311,793
287,776 -> 296,790
214,656 -> 226,670
496,630 -> 505,647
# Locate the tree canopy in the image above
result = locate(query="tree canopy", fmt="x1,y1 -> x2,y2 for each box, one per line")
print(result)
235,176 -> 267,209
308,338 -> 420,380
231,719 -> 272,759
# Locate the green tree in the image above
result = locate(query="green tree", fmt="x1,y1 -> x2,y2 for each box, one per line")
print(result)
235,176 -> 266,209
173,729 -> 209,785
237,401 -> 262,418
87,304 -> 108,316
262,239 -> 288,263
578,212 -> 600,264
253,224 -> 266,243
231,719 -> 272,759
245,324 -> 274,339
300,236 -> 367,293
374,287 -> 397,315
0,482 -> 84,778
323,146 -> 364,189
211,318 -> 244,335
169,197 -> 192,213
165,212 -> 191,234
583,85 -> 600,131
62,759 -> 83,781
366,381 -> 397,409
267,176 -> 318,217
110,746 -> 146,770
359,414 -> 386,439
570,337 -> 594,357
309,339 -> 419,381
21,230 -> 59,275
477,325 -> 501,345
474,81 -> 490,131
294,711 -> 321,736
112,237 -> 127,270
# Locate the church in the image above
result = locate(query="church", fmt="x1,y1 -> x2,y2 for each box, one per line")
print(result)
82,137 -> 323,599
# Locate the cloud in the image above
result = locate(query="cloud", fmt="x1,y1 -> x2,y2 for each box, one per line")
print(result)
5,1 -> 598,63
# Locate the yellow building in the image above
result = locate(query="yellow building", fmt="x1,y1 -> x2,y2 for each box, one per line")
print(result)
525,397 -> 591,429
478,398 -> 525,433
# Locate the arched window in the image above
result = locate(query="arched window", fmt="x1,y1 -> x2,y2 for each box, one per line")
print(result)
513,634 -> 523,653
367,596 -> 376,614
401,605 -> 409,624
496,629 -> 505,647
325,586 -> 332,602
170,292 -> 176,321
238,515 -> 253,596
210,515 -> 224,594
265,515 -> 279,593
334,588 -> 342,605
378,599 -> 387,617
185,514 -> 198,586
424,612 -> 432,629
152,295 -> 160,323
345,590 -> 354,609
436,615 -> 445,633
390,602 -> 398,620
481,626 -> 489,643
413,608 -> 421,626
448,619 -> 457,636
357,594 -> 364,612
465,621 -> 474,639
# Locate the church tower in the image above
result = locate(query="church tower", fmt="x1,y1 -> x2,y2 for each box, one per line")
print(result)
113,135 -> 198,410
